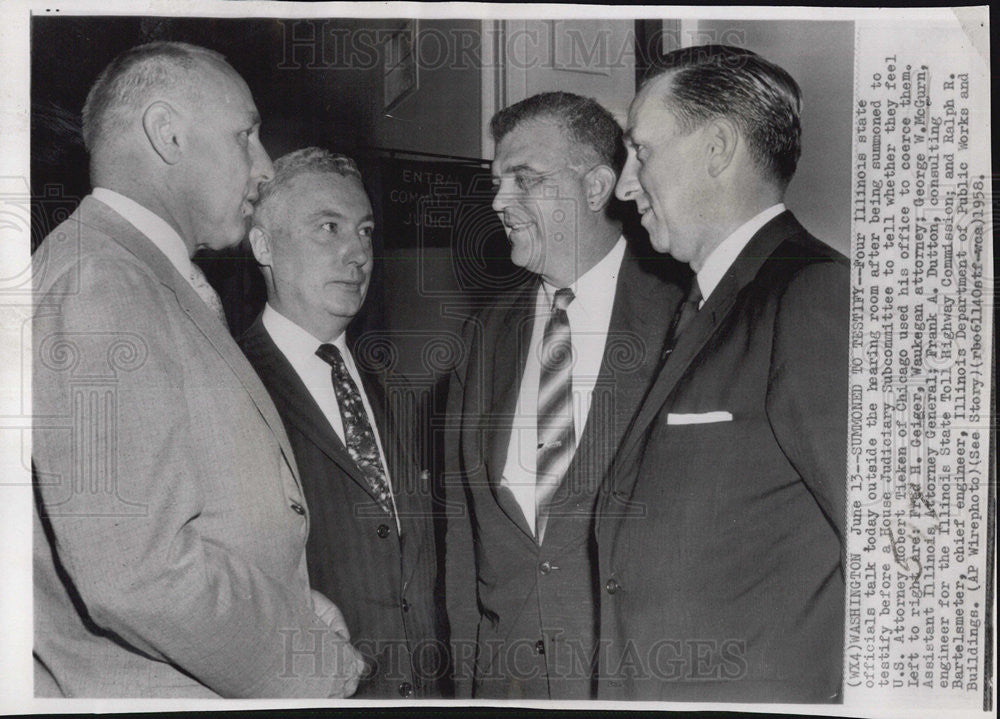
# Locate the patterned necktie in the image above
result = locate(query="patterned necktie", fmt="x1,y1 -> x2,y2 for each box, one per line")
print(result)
662,277 -> 702,359
315,343 -> 394,517
535,287 -> 575,544
188,262 -> 227,326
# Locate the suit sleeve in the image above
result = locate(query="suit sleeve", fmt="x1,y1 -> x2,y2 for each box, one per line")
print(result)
442,314 -> 481,698
766,259 -> 850,539
33,257 -> 357,698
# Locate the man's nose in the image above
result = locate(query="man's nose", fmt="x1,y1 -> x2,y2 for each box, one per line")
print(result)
492,177 -> 514,214
615,155 -> 640,202
344,233 -> 372,266
252,138 -> 275,184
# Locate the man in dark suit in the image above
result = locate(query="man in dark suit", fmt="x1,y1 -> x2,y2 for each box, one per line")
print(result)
239,148 -> 445,698
445,92 -> 684,699
598,45 -> 848,702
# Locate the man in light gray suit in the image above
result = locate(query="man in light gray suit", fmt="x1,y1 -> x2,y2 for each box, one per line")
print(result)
32,41 -> 365,697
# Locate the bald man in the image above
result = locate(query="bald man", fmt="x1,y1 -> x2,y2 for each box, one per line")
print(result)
32,41 -> 364,698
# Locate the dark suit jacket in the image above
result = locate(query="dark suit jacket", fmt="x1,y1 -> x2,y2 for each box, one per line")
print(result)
595,212 -> 849,703
239,317 -> 446,699
445,245 -> 685,699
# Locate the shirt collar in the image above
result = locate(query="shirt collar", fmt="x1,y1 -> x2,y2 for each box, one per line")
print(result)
541,235 -> 627,317
262,303 -> 348,358
697,203 -> 786,305
92,187 -> 193,280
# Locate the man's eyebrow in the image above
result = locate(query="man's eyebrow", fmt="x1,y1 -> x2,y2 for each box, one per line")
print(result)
496,163 -> 540,176
305,209 -> 348,221
305,209 -> 375,224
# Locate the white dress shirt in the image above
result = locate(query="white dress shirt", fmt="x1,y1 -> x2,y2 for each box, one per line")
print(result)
92,187 -> 200,291
697,203 -> 786,306
501,236 -> 627,535
262,304 -> 401,529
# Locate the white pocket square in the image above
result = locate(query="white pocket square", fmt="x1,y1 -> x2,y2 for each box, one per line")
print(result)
666,411 -> 733,425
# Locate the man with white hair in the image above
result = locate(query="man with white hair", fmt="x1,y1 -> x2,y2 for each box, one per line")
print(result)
33,41 -> 365,698
239,148 -> 446,698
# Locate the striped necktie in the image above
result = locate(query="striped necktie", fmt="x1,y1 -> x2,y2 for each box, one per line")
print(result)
535,287 -> 575,544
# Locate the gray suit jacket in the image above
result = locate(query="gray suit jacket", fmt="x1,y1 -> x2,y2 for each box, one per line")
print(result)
32,196 -> 351,697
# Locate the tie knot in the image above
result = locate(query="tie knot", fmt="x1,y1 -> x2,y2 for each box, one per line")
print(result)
686,278 -> 703,307
552,287 -> 575,312
315,342 -> 345,369
188,263 -> 207,284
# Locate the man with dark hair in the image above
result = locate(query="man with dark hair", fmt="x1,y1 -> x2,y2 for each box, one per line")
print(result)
445,91 -> 684,699
239,147 -> 446,698
33,42 -> 365,697
597,45 -> 848,702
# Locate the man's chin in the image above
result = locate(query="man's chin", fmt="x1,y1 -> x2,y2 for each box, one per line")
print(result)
326,291 -> 366,316
199,235 -> 244,255
646,226 -> 672,255
198,220 -> 248,253
509,237 -> 543,272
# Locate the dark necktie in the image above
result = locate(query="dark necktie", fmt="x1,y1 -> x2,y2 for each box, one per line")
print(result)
662,277 -> 703,359
535,287 -> 575,544
316,343 -> 394,517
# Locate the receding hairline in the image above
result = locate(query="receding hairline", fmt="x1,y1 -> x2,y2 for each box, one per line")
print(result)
634,71 -> 679,115
495,115 -> 602,170
624,72 -> 676,140
164,55 -> 251,108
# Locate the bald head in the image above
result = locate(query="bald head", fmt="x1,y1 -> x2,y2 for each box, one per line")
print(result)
82,42 -> 230,162
83,41 -> 274,254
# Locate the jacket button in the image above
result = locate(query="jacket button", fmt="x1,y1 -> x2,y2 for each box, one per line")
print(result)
377,523 -> 390,538
401,597 -> 410,613
289,502 -> 305,515
605,578 -> 620,595
535,639 -> 545,655
538,561 -> 551,575
398,681 -> 413,697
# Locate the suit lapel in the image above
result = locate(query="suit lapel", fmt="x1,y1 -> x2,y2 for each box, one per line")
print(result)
543,247 -> 683,553
79,197 -> 302,489
610,212 -> 803,496
598,249 -> 683,471
482,286 -> 538,542
240,318 -> 380,502
356,364 -> 429,574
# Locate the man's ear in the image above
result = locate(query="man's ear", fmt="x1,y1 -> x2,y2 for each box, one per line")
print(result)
248,225 -> 273,268
142,101 -> 183,165
705,116 -> 739,178
584,164 -> 617,211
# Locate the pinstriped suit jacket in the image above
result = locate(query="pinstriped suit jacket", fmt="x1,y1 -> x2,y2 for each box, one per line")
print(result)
239,317 -> 446,698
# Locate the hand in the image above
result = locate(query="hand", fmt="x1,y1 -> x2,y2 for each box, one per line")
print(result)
310,589 -> 367,697
311,589 -> 350,641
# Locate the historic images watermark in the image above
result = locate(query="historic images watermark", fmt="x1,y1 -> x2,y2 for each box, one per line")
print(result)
277,21 -> 746,74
